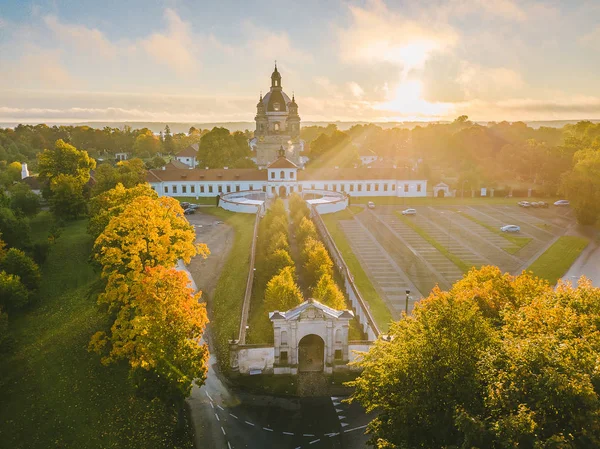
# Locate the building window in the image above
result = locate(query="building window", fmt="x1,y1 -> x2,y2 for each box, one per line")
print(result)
404,184 -> 409,193
172,185 -> 177,193
200,185 -> 205,193
391,184 -> 396,190
367,184 -> 371,192
311,184 -> 315,190
151,186 -> 155,191
191,185 -> 195,193
417,184 -> 422,192
298,184 -> 303,192
273,102 -> 280,111
209,185 -> 213,193
334,349 -> 343,361
333,184 -> 337,192
335,329 -> 342,343
383,184 -> 388,192
226,185 -> 231,193
218,185 -> 222,194
164,186 -> 168,193
274,122 -> 280,131
350,184 -> 354,192
271,172 -> 275,179
236,185 -> 240,192
375,184 -> 379,192
262,185 -> 266,192
271,186 -> 276,194
182,185 -> 187,193
324,184 -> 328,190
280,351 -> 288,364
290,186 -> 294,193
358,184 -> 362,192
280,170 -> 285,179
290,171 -> 295,179
281,331 -> 288,345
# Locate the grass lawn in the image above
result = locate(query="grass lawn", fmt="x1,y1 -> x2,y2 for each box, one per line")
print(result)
459,211 -> 532,254
0,218 -> 193,449
322,210 -> 393,332
27,211 -> 55,244
527,236 -> 589,285
201,208 -> 256,371
395,212 -> 471,273
352,196 -> 558,206
173,196 -> 219,205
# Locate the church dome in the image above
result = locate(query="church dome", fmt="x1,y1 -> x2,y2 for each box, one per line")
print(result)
262,90 -> 291,112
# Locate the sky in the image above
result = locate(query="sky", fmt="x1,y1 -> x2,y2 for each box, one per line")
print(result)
0,0 -> 599,123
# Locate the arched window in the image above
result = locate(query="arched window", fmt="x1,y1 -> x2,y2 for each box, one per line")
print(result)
281,331 -> 288,346
290,171 -> 294,179
274,122 -> 280,131
273,102 -> 280,111
335,329 -> 342,343
280,170 -> 285,179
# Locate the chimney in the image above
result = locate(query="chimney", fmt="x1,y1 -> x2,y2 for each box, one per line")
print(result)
21,163 -> 29,179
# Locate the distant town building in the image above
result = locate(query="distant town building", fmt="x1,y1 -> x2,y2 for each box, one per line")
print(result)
115,152 -> 129,162
175,143 -> 199,168
249,64 -> 304,168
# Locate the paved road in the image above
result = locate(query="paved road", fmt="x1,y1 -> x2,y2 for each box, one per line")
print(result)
181,211 -> 372,449
561,238 -> 600,287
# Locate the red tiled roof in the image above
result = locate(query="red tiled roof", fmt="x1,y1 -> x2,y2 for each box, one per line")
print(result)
268,157 -> 298,169
147,168 -> 267,182
176,143 -> 199,157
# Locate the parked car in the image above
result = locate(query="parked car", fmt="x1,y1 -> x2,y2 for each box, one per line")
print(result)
554,199 -> 570,206
180,202 -> 191,209
367,201 -> 375,209
500,225 -> 521,233
183,208 -> 195,215
518,201 -> 531,207
188,204 -> 201,210
538,201 -> 549,208
530,202 -> 540,208
402,208 -> 417,215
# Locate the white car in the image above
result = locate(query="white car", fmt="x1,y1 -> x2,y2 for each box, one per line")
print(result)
402,208 -> 417,215
367,201 -> 375,209
518,201 -> 531,208
500,225 -> 521,233
554,199 -> 570,206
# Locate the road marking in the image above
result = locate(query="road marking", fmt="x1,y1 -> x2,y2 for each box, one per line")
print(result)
215,413 -> 220,422
245,421 -> 255,426
344,424 -> 368,433
229,413 -> 238,419
217,405 -> 225,411
263,427 -> 273,432
331,396 -> 340,401
210,401 -> 214,409
332,401 -> 341,406
205,391 -> 213,401
341,422 -> 349,427
282,431 -> 294,436
338,415 -> 346,420
325,432 -> 340,437
227,442 -> 232,449
309,439 -> 321,444
303,433 -> 315,437
221,426 -> 226,436
335,408 -> 343,413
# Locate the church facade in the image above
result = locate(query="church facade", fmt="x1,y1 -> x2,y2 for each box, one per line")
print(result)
249,64 -> 303,167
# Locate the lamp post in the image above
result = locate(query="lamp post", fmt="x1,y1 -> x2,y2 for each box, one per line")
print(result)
405,289 -> 411,316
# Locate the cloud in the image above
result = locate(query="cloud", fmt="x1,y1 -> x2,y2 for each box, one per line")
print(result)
444,0 -> 526,21
43,15 -> 117,59
337,0 -> 457,71
348,82 -> 364,98
457,63 -> 524,100
580,25 -> 600,46
140,8 -> 198,75
242,22 -> 313,64
0,48 -> 78,89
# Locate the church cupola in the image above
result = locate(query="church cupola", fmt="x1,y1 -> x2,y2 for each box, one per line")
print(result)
271,62 -> 282,89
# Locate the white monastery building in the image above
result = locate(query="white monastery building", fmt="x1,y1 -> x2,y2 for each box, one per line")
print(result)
146,65 -> 427,201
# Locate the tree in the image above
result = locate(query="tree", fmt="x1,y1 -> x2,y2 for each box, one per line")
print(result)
93,195 -> 207,283
264,266 -> 303,312
9,183 -> 40,217
349,287 -> 495,449
0,161 -> 22,187
163,125 -> 174,153
0,271 -> 30,310
0,305 -> 8,349
311,273 -> 346,310
0,248 -> 41,292
560,148 -> 600,225
296,216 -> 317,245
37,139 -> 96,186
0,207 -> 31,249
148,156 -> 166,169
88,183 -> 158,240
133,130 -> 160,157
49,174 -> 87,219
265,249 -> 294,280
90,163 -> 116,196
89,266 -> 209,408
303,240 -> 333,287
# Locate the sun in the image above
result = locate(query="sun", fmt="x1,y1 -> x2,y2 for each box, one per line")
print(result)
375,79 -> 452,119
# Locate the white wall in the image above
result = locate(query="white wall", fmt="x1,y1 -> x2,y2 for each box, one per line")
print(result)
348,343 -> 372,369
299,179 -> 427,197
151,181 -> 265,197
220,201 -> 262,214
237,346 -> 274,374
314,199 -> 348,215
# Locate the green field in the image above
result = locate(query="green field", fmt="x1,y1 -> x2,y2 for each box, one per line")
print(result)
173,196 -> 219,205
202,208 -> 256,371
322,210 -> 393,332
459,211 -> 532,254
0,218 -> 193,449
395,212 -> 471,273
527,236 -> 589,285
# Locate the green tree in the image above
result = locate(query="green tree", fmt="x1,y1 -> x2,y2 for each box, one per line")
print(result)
49,174 -> 87,219
37,139 -> 96,186
265,249 -> 294,280
0,207 -> 31,249
0,271 -> 30,311
311,273 -> 346,310
560,148 -> 600,225
0,305 -> 8,349
0,248 -> 41,292
163,125 -> 174,153
264,266 -> 303,312
296,216 -> 317,245
9,183 -> 40,217
303,240 -> 333,287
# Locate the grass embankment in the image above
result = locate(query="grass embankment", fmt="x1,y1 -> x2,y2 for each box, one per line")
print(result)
527,236 -> 589,285
459,212 -> 531,254
352,196 -> 558,206
0,218 -> 193,449
395,212 -> 471,273
174,196 -> 219,205
202,208 -> 256,371
322,210 -> 392,333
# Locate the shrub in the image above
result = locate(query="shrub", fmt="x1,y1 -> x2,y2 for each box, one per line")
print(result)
311,273 -> 346,310
31,241 -> 51,266
0,271 -> 30,310
9,183 -> 40,217
0,207 -> 31,250
264,266 -> 303,312
0,248 -> 41,292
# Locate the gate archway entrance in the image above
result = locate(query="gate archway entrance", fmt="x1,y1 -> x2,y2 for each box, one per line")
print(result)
437,189 -> 445,198
298,334 -> 324,372
279,186 -> 287,198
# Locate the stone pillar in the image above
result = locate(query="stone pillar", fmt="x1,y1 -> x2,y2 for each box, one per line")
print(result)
342,323 -> 349,362
290,321 -> 298,365
326,321 -> 334,366
229,340 -> 239,373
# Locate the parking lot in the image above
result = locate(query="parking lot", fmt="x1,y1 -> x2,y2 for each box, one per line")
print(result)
335,203 -> 575,309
